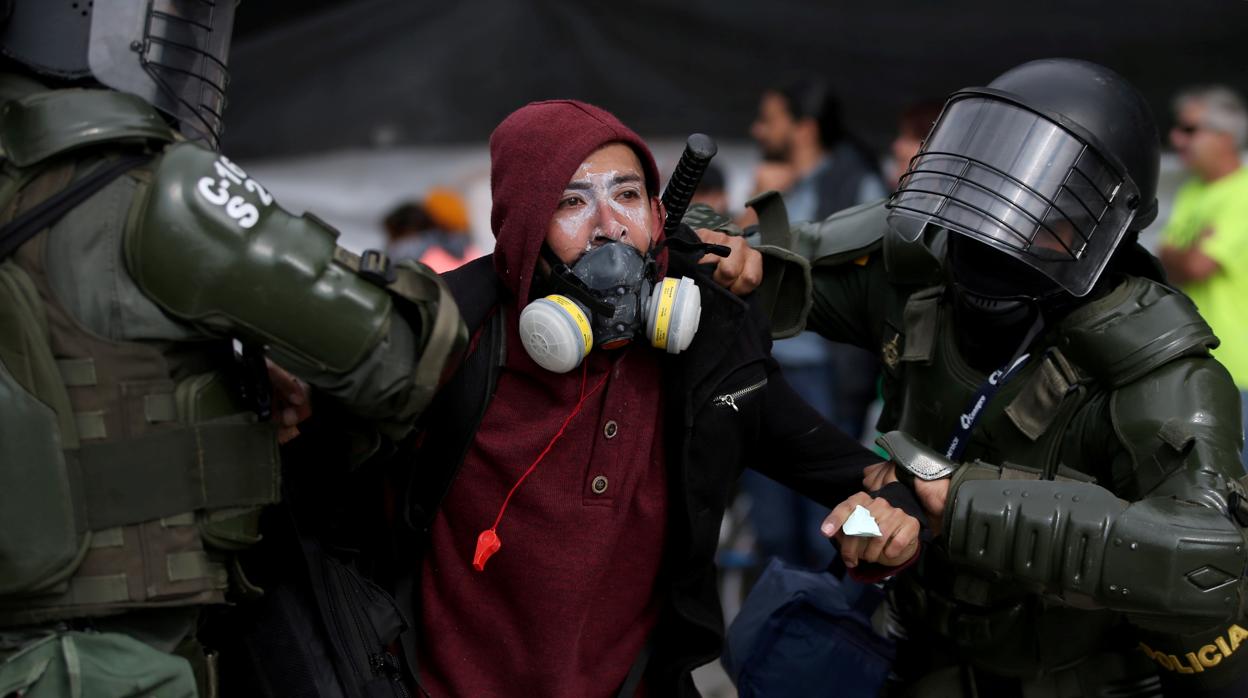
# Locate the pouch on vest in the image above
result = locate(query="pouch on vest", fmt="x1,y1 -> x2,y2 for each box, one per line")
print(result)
0,629 -> 198,697
175,371 -> 268,553
0,260 -> 86,596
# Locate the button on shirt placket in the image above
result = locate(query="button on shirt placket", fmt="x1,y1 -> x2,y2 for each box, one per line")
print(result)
588,417 -> 618,501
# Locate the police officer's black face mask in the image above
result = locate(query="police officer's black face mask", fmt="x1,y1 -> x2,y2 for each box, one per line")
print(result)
948,234 -> 1057,304
947,235 -> 1058,368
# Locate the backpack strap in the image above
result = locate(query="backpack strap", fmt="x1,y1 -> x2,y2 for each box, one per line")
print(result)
391,255 -> 507,684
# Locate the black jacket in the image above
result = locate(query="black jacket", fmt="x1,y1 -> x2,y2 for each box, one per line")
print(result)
400,240 -> 921,696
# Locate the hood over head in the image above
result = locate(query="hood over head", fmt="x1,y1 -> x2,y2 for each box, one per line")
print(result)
489,99 -> 662,304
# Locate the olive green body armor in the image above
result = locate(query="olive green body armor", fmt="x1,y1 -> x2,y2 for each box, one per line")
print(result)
0,74 -> 463,630
798,200 -> 1248,692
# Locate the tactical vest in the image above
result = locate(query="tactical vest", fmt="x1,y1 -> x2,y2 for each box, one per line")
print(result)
874,232 -> 1218,675
0,82 -> 279,626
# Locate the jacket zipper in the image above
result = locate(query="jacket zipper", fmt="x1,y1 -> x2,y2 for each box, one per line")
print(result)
712,378 -> 768,412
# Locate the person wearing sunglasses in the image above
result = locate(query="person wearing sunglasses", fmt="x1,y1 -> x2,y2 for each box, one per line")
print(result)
1159,86 -> 1248,474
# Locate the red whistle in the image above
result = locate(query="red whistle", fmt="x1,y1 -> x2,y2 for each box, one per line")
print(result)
473,529 -> 502,571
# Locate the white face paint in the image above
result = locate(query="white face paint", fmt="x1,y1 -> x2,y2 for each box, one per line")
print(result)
546,143 -> 656,264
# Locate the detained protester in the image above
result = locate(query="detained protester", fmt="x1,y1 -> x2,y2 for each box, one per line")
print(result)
389,100 -> 926,697
742,58 -> 1248,696
0,3 -> 463,696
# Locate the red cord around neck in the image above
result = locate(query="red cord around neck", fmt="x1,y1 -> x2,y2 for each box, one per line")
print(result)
473,361 -> 610,571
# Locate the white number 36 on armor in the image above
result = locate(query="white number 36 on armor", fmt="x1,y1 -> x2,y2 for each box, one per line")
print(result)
195,155 -> 274,229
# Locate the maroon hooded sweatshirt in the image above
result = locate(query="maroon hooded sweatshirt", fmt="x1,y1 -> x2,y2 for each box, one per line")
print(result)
418,101 -> 670,697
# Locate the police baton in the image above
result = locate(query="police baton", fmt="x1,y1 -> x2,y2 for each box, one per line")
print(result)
660,133 -> 718,240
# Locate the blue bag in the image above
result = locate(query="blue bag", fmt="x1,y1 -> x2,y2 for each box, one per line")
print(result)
723,558 -> 895,697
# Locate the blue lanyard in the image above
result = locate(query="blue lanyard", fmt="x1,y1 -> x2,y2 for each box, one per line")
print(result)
944,352 -> 1031,462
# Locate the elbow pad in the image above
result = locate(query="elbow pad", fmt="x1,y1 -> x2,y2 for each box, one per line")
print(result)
948,477 -> 1247,624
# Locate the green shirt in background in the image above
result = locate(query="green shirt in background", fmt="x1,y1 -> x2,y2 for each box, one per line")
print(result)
1161,165 -> 1248,388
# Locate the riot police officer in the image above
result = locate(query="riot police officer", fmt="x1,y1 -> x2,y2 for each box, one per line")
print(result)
763,59 -> 1248,696
0,3 -> 462,695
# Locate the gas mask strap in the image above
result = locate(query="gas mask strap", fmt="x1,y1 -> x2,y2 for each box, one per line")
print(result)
538,243 -> 614,317
652,233 -> 731,260
943,311 -> 1045,462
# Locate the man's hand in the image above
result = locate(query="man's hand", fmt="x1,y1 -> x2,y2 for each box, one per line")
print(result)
693,227 -> 763,296
862,460 -> 952,535
267,359 -> 311,444
821,491 -> 920,568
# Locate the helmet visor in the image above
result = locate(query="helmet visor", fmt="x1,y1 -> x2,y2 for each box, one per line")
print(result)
88,0 -> 234,149
887,96 -> 1140,297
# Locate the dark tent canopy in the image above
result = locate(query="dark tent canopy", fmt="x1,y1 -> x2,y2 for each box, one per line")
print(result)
225,0 -> 1248,158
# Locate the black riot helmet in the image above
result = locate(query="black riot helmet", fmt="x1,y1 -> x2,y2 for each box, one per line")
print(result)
0,0 -> 236,149
887,58 -> 1160,298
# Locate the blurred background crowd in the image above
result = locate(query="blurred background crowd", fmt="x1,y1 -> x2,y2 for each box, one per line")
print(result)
223,3 -> 1248,693
226,1 -> 1247,253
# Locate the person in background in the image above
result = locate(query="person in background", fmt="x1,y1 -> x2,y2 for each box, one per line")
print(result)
749,77 -> 887,222
690,162 -> 730,215
888,99 -> 945,190
1158,85 -> 1248,471
740,78 -> 886,568
384,187 -> 480,273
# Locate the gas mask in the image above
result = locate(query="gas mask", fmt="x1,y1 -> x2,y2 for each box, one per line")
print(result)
519,242 -> 701,373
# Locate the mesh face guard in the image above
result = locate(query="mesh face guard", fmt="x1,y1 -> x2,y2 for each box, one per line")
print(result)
887,92 -> 1143,297
89,0 -> 234,149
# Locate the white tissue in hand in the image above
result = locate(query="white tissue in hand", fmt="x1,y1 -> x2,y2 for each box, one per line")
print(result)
843,505 -> 882,538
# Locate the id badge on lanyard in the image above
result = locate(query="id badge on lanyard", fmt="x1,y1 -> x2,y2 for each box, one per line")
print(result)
944,353 -> 1031,462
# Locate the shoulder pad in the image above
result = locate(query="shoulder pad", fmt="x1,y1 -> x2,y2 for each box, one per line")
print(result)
796,198 -> 888,263
1110,356 -> 1244,499
0,88 -> 174,167
126,142 -> 392,373
1061,276 -> 1217,388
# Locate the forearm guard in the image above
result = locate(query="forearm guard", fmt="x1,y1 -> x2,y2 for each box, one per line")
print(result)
126,142 -> 465,427
323,249 -> 466,423
947,466 -> 1248,628
128,142 -> 397,373
879,429 -> 1248,628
